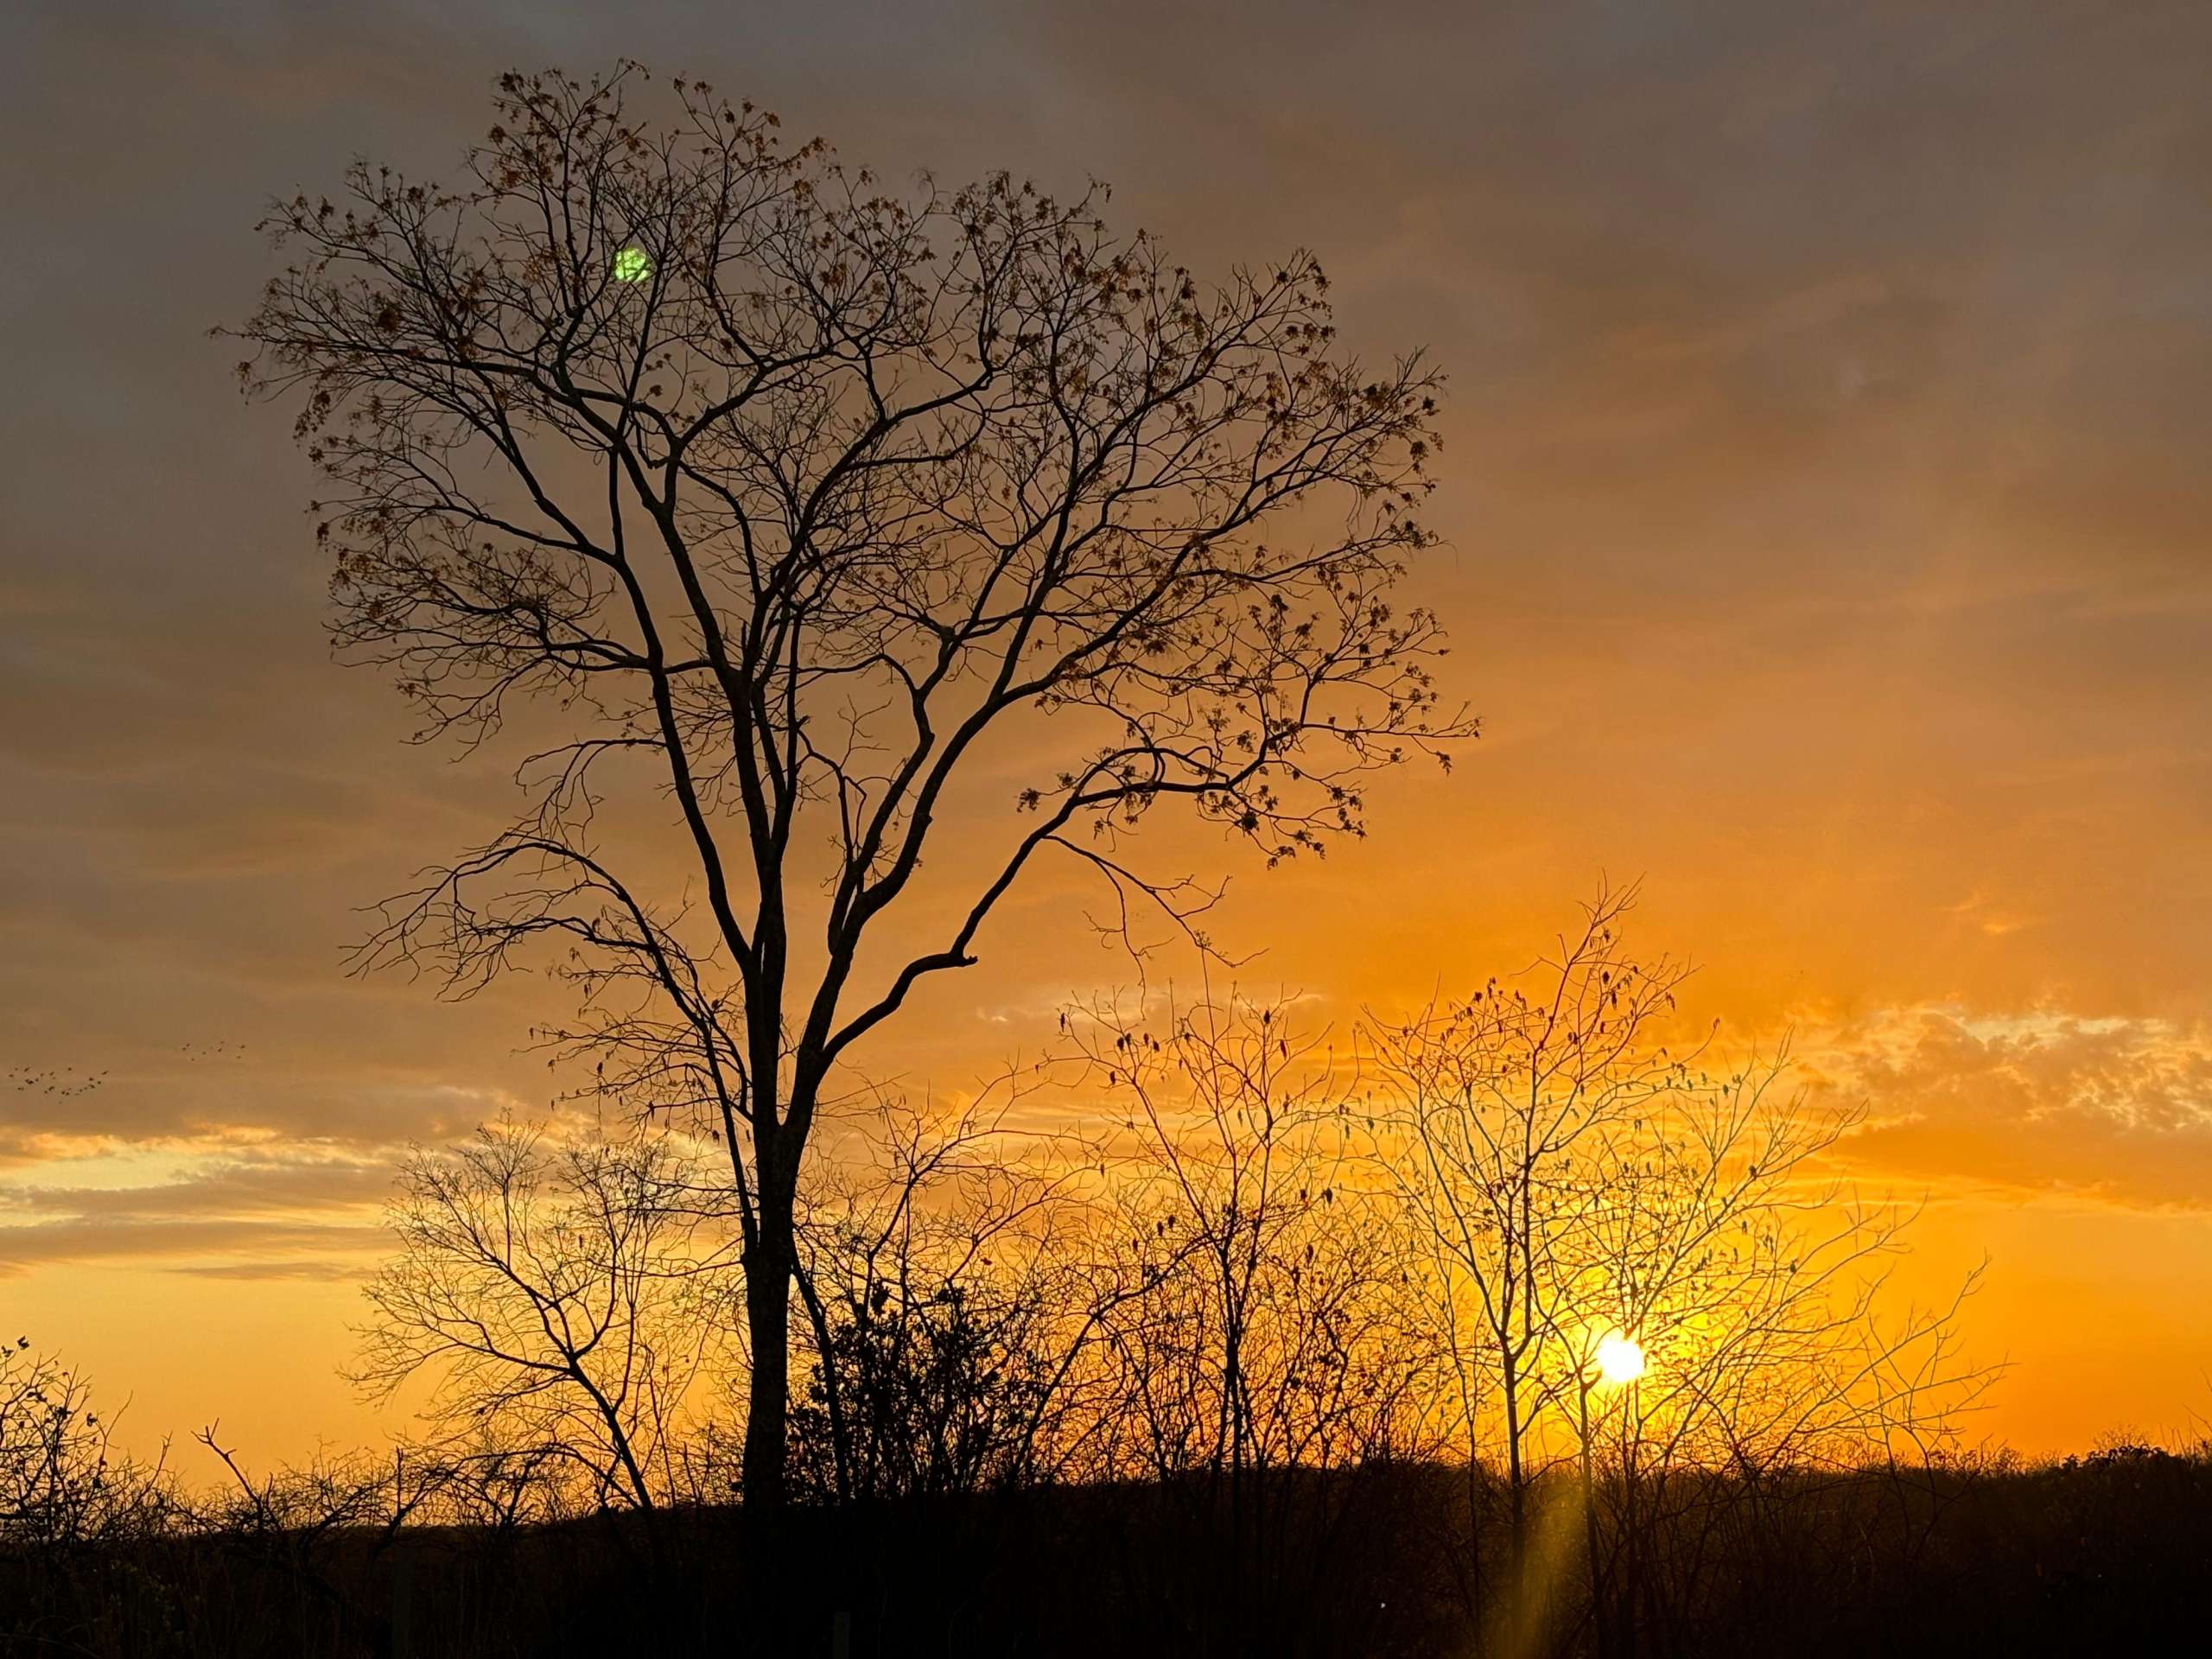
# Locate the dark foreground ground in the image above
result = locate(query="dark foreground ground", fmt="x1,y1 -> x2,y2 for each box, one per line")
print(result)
6,1450 -> 2211,1657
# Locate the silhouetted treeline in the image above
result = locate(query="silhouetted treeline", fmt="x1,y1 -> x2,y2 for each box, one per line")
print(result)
6,1442 -> 2212,1656
7,895 -> 2056,1654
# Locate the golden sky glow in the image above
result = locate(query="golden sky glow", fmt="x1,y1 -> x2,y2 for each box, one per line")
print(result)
3,1 -> 2210,1477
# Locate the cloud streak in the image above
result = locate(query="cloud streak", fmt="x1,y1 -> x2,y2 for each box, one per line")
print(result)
1802,1007 -> 2212,1210
0,1144 -> 394,1279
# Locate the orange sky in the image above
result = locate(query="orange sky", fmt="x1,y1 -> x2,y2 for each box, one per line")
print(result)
4,0 -> 2211,1478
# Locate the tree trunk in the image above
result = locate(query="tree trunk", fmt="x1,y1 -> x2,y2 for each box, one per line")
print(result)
742,1171 -> 797,1510
1501,1347 -> 1527,1602
1579,1379 -> 1605,1659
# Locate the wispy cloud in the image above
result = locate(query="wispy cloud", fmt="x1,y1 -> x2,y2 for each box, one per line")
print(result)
1796,1006 -> 2212,1210
0,1142 -> 397,1277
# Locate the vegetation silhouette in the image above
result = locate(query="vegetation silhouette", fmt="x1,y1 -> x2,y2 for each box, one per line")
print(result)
5,888 -> 2042,1656
7,1327 -> 2212,1656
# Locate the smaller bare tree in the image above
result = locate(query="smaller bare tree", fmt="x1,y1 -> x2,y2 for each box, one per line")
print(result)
352,1113 -> 741,1513
0,1338 -> 168,1551
1363,884 -> 1997,1652
1063,988 -> 1433,1631
1363,882 -> 1694,1616
1556,1071 -> 1995,1651
787,1093 -> 1077,1503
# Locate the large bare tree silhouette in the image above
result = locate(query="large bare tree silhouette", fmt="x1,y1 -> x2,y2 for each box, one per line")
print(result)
229,63 -> 1467,1502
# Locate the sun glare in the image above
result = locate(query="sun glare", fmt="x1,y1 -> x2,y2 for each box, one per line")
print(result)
1596,1332 -> 1646,1388
613,245 -> 653,283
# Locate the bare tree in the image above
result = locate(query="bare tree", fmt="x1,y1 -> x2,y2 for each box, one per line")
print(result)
1556,1060 -> 1994,1651
1363,884 -> 1693,1615
1363,885 -> 1994,1649
228,62 -> 1466,1503
1064,988 -> 1431,1626
0,1338 -> 166,1551
351,1114 -> 741,1515
786,1092 -> 1100,1503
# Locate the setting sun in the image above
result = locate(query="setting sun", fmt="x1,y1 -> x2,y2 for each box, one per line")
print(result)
1596,1332 -> 1647,1389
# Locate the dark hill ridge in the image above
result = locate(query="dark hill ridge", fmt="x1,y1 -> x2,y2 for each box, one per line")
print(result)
7,1451 -> 2212,1657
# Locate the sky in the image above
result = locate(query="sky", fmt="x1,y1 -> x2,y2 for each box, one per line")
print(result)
3,0 -> 2210,1471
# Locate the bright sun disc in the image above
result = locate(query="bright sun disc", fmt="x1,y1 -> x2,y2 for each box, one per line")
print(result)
1596,1332 -> 1646,1387
613,246 -> 653,284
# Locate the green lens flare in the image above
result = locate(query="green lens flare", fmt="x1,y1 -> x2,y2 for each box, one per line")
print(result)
613,246 -> 652,284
